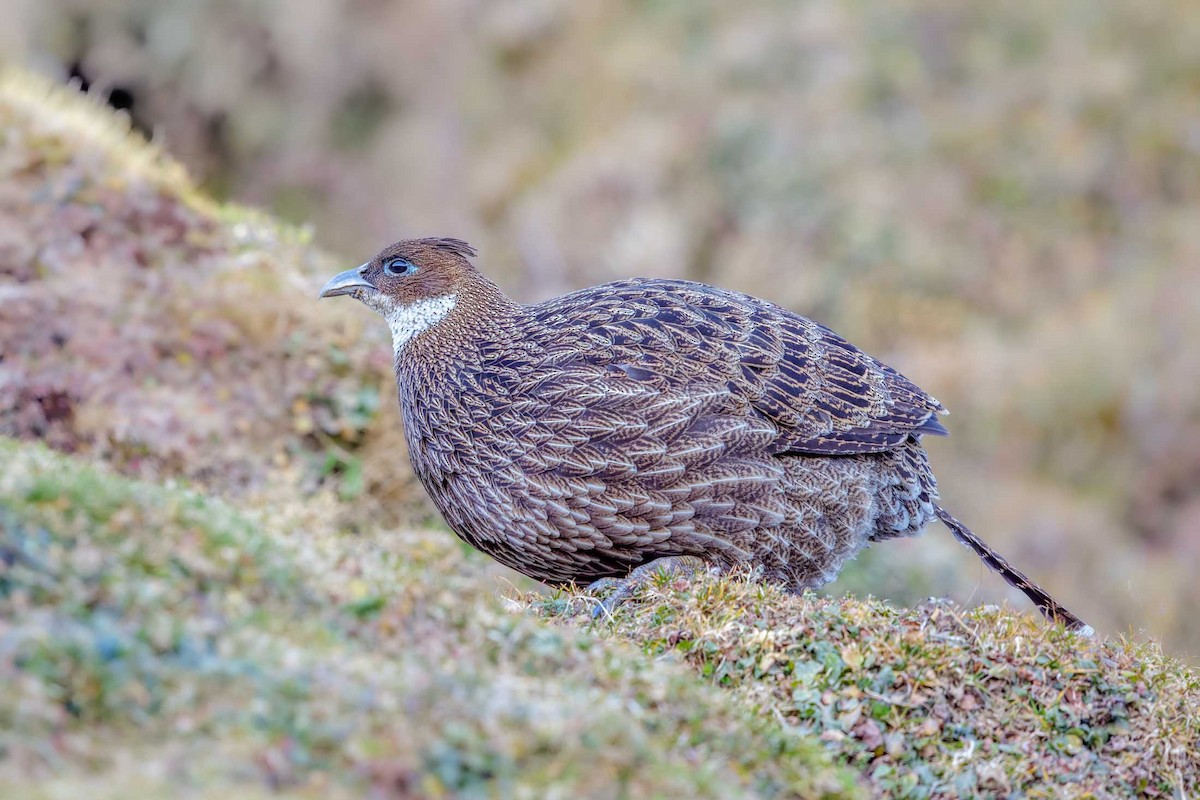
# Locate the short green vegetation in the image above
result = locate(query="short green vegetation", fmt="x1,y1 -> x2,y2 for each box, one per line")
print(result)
540,575 -> 1199,798
0,440 -> 859,798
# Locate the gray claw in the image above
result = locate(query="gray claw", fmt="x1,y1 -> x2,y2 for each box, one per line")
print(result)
584,556 -> 704,620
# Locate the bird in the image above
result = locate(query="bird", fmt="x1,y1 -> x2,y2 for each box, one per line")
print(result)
319,237 -> 1090,633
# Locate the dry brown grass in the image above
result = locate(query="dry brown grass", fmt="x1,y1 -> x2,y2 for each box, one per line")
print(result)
0,69 -> 423,532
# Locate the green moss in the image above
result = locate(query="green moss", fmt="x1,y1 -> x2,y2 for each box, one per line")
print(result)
0,440 -> 858,797
541,576 -> 1200,798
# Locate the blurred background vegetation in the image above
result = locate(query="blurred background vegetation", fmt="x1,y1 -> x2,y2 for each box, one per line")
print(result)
4,0 -> 1200,658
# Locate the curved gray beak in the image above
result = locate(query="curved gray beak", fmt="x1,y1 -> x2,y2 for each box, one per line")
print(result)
319,266 -> 374,299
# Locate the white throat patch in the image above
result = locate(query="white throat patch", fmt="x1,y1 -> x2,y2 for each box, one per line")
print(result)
374,293 -> 457,353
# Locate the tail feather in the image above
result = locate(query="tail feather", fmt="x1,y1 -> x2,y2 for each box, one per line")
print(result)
934,505 -> 1092,635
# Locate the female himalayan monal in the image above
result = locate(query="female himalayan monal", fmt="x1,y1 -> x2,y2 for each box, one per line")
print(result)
320,237 -> 1090,633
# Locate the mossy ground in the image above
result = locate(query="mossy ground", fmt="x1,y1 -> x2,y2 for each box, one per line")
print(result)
537,579 -> 1198,798
0,439 -> 859,799
3,442 -> 1196,800
0,68 -> 1197,799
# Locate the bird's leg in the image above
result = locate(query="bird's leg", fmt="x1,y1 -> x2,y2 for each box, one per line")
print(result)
587,556 -> 707,619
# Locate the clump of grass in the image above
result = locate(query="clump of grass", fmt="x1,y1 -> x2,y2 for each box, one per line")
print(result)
0,439 -> 859,798
537,575 -> 1200,798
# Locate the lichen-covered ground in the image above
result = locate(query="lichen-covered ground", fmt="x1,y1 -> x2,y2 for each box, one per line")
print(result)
1,70 -> 1197,798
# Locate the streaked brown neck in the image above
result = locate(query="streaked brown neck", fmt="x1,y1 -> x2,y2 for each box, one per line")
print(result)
394,271 -> 524,371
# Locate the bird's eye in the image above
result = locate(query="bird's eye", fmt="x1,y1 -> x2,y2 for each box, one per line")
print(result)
384,258 -> 417,276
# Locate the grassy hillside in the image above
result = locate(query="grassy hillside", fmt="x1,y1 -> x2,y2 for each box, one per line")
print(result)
0,69 -> 1197,798
4,439 -> 1195,798
539,583 -> 1197,797
0,439 -> 859,798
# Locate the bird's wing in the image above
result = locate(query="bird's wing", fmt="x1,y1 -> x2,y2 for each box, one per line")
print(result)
526,278 -> 947,457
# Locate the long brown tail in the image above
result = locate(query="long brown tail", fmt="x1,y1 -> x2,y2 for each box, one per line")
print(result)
934,505 -> 1092,635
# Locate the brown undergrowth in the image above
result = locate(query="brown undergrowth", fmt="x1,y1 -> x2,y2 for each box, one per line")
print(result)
0,69 -> 423,530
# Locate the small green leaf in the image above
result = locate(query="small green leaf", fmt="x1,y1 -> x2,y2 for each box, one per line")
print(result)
346,595 -> 387,619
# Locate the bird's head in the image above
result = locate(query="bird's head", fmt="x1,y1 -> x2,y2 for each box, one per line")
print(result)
318,237 -> 483,351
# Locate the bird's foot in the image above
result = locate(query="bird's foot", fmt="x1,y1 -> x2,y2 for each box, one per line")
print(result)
586,556 -> 707,619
